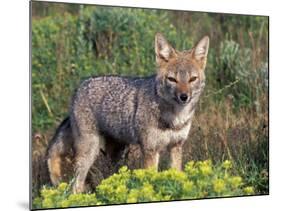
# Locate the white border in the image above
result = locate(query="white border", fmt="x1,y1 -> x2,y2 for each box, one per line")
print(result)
0,0 -> 280,211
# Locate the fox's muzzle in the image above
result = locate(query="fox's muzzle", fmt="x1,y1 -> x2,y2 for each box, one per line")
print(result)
175,92 -> 192,105
179,93 -> 188,102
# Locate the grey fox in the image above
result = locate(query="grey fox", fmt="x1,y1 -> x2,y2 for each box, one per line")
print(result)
47,33 -> 209,193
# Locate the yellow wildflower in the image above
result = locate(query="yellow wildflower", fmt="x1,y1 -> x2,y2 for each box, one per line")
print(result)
200,165 -> 213,176
244,186 -> 254,195
183,181 -> 194,192
119,166 -> 128,173
213,179 -> 226,193
229,176 -> 242,188
58,183 -> 68,192
222,160 -> 232,170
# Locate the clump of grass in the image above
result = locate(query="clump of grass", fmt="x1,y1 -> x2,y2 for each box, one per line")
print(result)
185,97 -> 268,194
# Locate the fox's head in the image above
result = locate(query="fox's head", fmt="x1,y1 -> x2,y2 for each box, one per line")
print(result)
155,33 -> 209,106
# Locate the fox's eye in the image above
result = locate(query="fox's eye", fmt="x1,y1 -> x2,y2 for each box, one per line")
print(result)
167,77 -> 177,83
189,76 -> 198,83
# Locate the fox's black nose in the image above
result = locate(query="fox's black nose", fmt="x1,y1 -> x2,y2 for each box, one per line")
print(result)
179,93 -> 188,102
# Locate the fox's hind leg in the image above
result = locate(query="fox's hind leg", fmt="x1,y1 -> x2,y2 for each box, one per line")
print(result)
72,133 -> 101,193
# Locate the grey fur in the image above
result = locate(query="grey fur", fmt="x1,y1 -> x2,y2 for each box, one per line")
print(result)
47,33 -> 209,193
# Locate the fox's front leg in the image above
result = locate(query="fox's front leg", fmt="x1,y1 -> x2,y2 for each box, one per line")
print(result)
170,143 -> 183,171
143,149 -> 160,170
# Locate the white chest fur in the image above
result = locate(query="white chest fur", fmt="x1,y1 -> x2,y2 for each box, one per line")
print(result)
143,102 -> 196,150
147,121 -> 192,150
162,102 -> 195,128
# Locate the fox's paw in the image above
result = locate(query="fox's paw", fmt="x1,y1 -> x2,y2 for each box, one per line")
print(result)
72,181 -> 85,194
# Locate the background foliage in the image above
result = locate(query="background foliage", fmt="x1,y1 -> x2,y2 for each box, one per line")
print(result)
31,1 -> 269,206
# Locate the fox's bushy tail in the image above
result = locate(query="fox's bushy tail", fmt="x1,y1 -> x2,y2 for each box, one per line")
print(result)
47,117 -> 74,185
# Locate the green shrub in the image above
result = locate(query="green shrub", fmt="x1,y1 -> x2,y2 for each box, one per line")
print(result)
33,160 -> 254,209
32,7 -> 192,132
211,39 -> 268,108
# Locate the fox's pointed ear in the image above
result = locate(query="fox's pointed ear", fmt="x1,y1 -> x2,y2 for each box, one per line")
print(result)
193,36 -> 209,69
155,33 -> 175,64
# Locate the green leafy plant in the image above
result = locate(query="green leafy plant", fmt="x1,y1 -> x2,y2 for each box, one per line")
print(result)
33,160 -> 254,209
